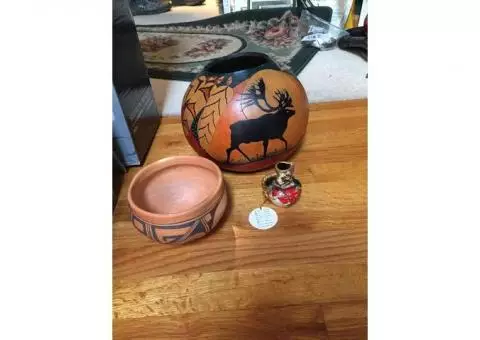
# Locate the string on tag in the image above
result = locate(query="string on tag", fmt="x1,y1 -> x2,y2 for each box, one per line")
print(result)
259,197 -> 269,210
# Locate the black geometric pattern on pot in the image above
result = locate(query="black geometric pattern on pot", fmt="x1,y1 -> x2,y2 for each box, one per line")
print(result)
132,215 -> 147,236
201,204 -> 218,232
149,221 -> 192,243
162,234 -> 188,244
133,199 -> 221,243
150,219 -> 198,229
181,220 -> 207,242
226,78 -> 295,163
146,224 -> 155,240
192,219 -> 208,235
149,225 -> 162,242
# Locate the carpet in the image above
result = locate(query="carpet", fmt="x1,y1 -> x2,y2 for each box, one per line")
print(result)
136,7 -> 332,81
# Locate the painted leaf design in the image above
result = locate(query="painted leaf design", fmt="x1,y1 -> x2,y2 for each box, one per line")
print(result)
191,76 -> 234,150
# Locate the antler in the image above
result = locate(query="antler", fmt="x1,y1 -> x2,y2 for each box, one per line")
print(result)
273,89 -> 293,109
241,79 -> 276,112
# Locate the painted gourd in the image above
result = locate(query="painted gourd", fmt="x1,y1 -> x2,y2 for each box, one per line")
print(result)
181,52 -> 309,172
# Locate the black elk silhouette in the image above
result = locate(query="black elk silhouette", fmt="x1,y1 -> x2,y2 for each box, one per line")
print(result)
226,78 -> 295,163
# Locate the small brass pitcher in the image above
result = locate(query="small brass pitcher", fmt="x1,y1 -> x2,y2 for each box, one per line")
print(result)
262,161 -> 302,207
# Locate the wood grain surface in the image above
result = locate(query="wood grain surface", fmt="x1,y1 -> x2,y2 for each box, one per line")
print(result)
113,100 -> 367,339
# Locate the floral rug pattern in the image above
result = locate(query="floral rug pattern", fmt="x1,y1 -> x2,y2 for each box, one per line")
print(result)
185,38 -> 231,59
136,10 -> 315,81
139,33 -> 244,65
244,10 -> 300,48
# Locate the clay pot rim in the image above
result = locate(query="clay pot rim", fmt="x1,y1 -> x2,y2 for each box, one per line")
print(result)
127,156 -> 224,225
202,51 -> 280,76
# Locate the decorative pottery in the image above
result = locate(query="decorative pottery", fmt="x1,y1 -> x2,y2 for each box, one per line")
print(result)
181,52 -> 309,172
127,156 -> 228,244
262,161 -> 302,207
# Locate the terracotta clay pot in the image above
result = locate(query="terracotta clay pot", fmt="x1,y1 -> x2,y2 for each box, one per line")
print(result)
181,52 -> 309,172
127,156 -> 228,244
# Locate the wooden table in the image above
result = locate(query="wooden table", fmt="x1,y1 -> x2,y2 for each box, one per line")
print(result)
113,100 -> 367,339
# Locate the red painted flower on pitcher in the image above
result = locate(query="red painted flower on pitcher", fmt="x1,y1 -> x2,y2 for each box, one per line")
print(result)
271,185 -> 301,206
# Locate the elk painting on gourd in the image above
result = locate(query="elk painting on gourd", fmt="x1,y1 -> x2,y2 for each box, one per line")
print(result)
227,79 -> 295,163
181,52 -> 309,172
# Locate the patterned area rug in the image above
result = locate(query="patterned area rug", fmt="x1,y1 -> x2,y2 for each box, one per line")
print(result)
136,7 -> 332,81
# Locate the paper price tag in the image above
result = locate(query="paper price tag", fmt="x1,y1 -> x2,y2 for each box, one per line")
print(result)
248,207 -> 278,230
